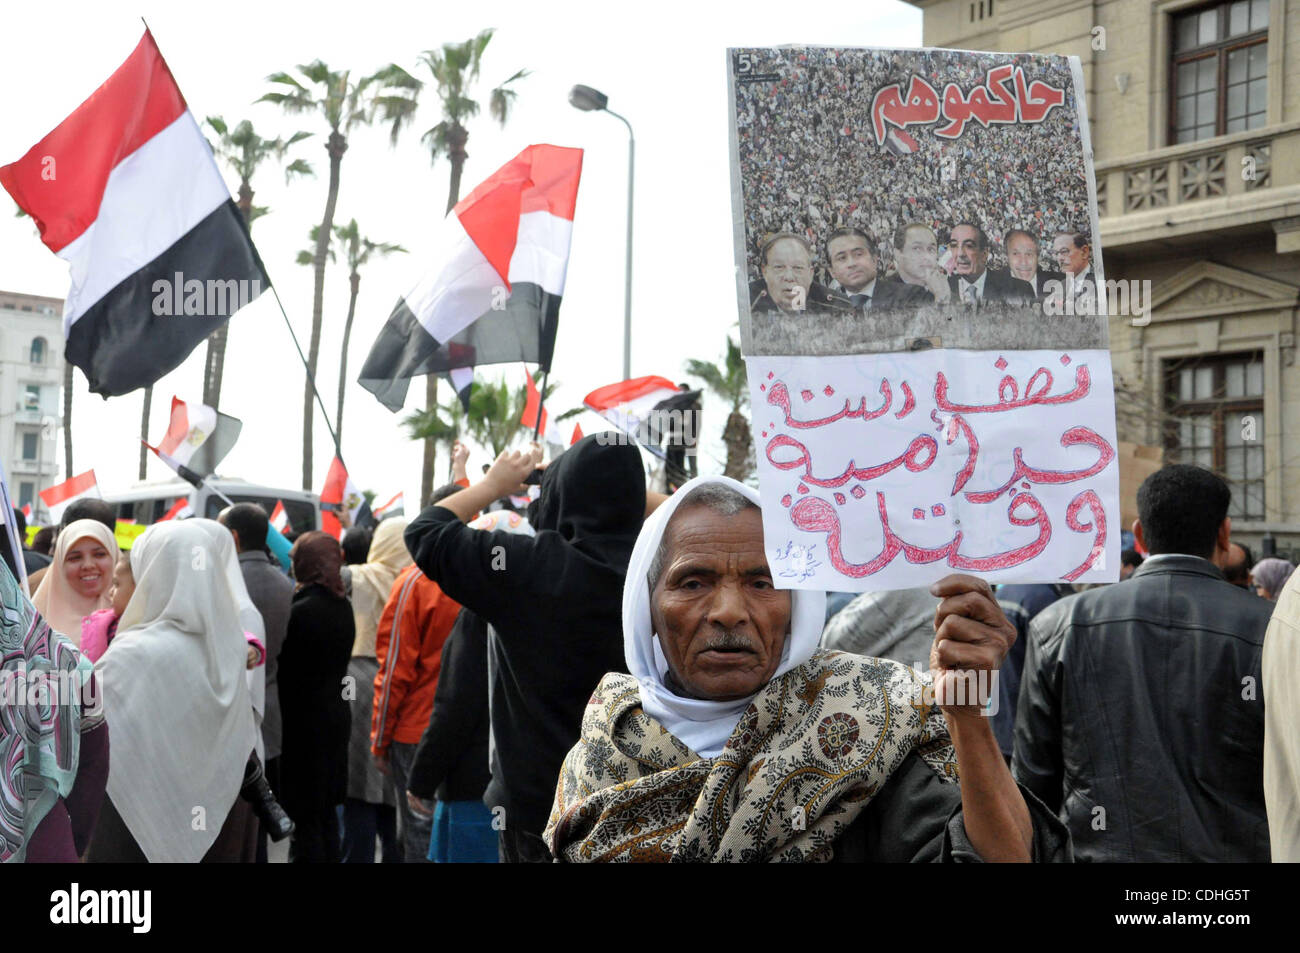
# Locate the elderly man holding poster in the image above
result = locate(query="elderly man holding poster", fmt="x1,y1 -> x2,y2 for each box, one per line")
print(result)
545,476 -> 1069,863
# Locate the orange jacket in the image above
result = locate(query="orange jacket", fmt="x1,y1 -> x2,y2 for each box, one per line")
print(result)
371,564 -> 462,754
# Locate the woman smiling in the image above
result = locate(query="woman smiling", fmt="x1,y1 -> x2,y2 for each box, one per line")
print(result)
31,519 -> 120,647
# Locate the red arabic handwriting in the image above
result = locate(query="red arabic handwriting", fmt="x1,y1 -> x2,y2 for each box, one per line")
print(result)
766,379 -> 892,428
963,427 -> 1115,504
871,65 -> 1066,145
934,364 -> 1091,414
790,490 -> 1054,577
766,432 -> 937,488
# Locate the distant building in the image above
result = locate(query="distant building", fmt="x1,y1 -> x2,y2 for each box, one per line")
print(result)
907,0 -> 1300,556
0,290 -> 64,523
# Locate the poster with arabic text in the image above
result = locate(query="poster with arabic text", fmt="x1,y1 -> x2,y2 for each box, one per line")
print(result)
728,46 -> 1118,590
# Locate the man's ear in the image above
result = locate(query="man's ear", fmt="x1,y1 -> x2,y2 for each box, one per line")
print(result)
1216,517 -> 1232,559
1131,518 -> 1145,553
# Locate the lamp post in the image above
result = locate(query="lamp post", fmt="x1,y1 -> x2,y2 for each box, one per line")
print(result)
570,84 -> 634,381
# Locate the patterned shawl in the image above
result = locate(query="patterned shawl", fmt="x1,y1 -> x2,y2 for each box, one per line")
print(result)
1,555 -> 99,863
545,649 -> 957,862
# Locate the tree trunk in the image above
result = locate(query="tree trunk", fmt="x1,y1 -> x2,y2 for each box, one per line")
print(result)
139,386 -> 153,480
421,127 -> 471,507
722,410 -> 753,482
337,271 -> 360,450
203,182 -> 252,410
62,361 -> 73,478
304,132 -> 346,489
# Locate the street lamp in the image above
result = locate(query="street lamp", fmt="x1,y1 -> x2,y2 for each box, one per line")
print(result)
570,84 -> 634,381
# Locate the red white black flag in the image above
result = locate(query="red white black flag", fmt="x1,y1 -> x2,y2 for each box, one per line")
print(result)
0,30 -> 266,397
359,144 -> 582,412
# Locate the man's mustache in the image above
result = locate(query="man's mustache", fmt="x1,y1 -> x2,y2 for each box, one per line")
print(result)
700,628 -> 758,652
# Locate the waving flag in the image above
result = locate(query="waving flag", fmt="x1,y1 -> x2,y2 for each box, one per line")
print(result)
520,368 -> 563,444
270,500 -> 293,535
151,396 -> 241,478
0,30 -> 266,397
359,144 -> 583,412
159,497 -> 193,521
372,492 -> 404,521
570,422 -> 584,446
320,457 -> 363,539
38,469 -> 99,510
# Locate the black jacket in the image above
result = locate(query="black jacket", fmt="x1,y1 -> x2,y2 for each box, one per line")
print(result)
279,584 -> 354,813
407,608 -> 491,803
1012,555 -> 1272,862
405,435 -> 644,836
948,270 -> 1035,307
872,274 -> 936,309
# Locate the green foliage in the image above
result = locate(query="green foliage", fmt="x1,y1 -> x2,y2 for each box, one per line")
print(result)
404,370 -> 580,458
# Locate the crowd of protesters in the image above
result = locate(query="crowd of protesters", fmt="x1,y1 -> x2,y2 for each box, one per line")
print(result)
2,438 -> 1298,863
734,48 -> 1092,287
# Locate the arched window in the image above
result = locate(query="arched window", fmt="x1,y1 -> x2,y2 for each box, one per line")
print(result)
30,337 -> 46,365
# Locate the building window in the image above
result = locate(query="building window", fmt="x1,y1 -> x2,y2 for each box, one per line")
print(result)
1171,0 -> 1268,144
1163,351 -> 1265,519
18,483 -> 34,509
30,337 -> 46,365
21,432 -> 38,461
23,385 -> 40,412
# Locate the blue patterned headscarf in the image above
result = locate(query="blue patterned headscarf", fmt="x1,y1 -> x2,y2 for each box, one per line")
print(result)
0,557 -> 98,863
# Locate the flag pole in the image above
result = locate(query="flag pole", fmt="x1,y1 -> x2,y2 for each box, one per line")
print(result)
267,285 -> 342,459
532,367 -> 549,441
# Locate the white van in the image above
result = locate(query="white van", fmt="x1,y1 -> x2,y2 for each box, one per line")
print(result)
99,478 -> 320,533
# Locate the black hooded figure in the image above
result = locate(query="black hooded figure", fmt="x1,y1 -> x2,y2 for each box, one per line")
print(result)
404,435 -> 645,861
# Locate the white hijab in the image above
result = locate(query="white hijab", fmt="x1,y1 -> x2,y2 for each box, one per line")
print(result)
623,475 -> 825,758
192,518 -> 267,759
95,520 -> 257,862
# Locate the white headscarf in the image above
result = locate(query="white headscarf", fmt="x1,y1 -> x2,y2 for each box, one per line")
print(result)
623,475 -> 825,758
95,520 -> 257,862
31,519 -> 119,646
192,518 -> 267,759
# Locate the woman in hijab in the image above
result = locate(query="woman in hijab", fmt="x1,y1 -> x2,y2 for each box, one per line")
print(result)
85,520 -> 259,862
1254,557 -> 1296,601
279,531 -> 355,862
31,519 -> 119,647
340,518 -> 409,862
0,556 -> 109,863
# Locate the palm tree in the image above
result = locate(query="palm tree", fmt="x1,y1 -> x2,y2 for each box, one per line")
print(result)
259,60 -> 416,489
376,28 -> 528,505
202,117 -> 314,411
686,335 -> 753,482
403,370 -> 579,471
297,220 -> 406,448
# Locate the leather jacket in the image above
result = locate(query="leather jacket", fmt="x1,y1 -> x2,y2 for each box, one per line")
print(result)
1012,554 -> 1273,862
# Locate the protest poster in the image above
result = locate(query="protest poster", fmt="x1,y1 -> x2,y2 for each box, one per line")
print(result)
727,46 -> 1119,590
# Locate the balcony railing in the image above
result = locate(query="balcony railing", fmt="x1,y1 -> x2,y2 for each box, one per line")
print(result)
1094,121 -> 1300,249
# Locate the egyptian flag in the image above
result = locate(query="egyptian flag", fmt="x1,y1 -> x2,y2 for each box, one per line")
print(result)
884,128 -> 920,156
583,376 -> 687,461
0,30 -> 267,397
520,368 -> 563,444
372,492 -> 404,521
38,469 -> 99,510
159,497 -> 193,521
446,366 -> 474,414
320,456 -> 364,539
151,396 -> 241,478
570,423 -> 584,446
270,501 -> 293,535
359,144 -> 583,412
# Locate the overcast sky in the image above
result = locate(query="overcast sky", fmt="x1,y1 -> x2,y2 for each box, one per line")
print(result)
0,0 -> 922,510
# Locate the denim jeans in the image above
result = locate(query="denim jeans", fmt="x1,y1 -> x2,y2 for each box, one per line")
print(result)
388,741 -> 433,863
